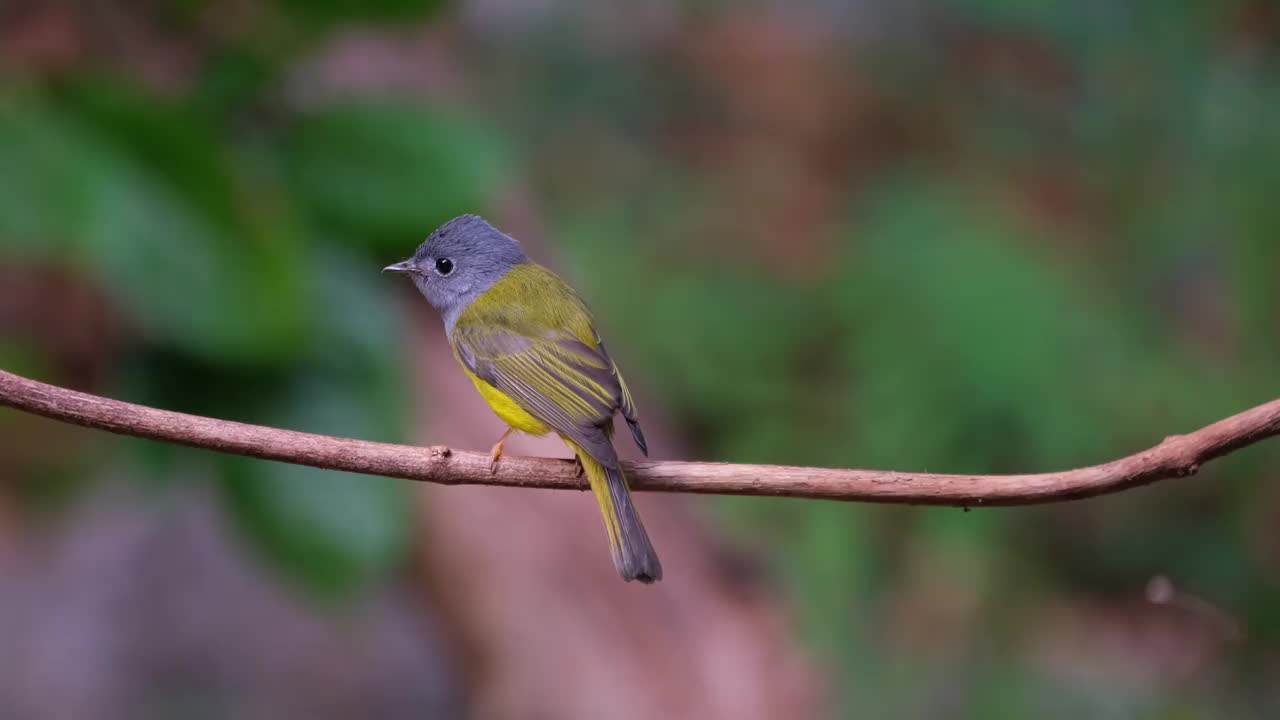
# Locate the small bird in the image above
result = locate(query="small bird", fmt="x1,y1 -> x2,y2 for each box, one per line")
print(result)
384,215 -> 662,583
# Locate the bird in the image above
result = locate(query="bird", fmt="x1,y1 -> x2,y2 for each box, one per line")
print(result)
383,215 -> 662,583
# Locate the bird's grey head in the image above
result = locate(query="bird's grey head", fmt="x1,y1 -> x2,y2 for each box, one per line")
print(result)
383,214 -> 528,329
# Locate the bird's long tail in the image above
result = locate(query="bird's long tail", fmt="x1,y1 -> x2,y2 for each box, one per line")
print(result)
572,445 -> 662,583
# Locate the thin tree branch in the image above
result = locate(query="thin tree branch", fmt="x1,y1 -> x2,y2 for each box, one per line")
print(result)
2,368 -> 1278,506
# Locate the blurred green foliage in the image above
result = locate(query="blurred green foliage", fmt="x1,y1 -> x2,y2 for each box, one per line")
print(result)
0,0 -> 488,598
533,3 -> 1280,716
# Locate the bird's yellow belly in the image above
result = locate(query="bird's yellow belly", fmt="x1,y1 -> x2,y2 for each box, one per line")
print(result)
463,368 -> 552,435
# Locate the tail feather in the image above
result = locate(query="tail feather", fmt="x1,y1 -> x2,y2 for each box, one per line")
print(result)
576,449 -> 662,583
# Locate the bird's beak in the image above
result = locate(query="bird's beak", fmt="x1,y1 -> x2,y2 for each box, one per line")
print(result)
382,260 -> 415,275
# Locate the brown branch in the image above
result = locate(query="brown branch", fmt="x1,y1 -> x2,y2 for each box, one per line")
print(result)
2,368 -> 1279,506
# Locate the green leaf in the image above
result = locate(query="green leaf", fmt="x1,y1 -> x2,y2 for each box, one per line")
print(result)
833,180 -> 1178,472
0,94 -> 309,364
287,102 -> 505,250
0,96 -> 100,258
223,461 -> 410,599
83,171 -> 309,364
220,375 -> 411,598
277,0 -> 446,30
55,79 -> 246,231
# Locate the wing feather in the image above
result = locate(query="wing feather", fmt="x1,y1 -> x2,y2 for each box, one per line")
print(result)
451,264 -> 646,462
453,319 -> 623,463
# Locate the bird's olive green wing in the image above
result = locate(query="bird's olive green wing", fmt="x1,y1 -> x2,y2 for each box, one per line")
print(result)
451,263 -> 646,461
453,324 -> 624,462
595,339 -> 647,455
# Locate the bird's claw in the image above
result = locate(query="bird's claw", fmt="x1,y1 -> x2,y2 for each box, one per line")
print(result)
489,441 -> 504,475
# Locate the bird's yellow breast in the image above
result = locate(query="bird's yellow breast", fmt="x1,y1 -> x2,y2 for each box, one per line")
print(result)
461,367 -> 552,436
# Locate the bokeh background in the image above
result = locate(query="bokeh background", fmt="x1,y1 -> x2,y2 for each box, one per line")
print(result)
2,1 -> 1279,718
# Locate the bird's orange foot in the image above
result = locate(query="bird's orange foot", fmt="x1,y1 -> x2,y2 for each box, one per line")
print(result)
489,441 -> 504,475
489,427 -> 515,475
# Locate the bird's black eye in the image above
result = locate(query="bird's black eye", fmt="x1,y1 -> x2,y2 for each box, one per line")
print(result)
435,258 -> 454,276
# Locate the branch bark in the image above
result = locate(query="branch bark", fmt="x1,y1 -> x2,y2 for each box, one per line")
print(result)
3,368 -> 1278,506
